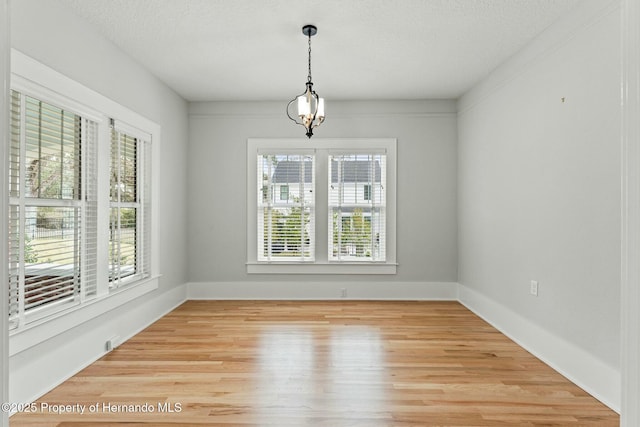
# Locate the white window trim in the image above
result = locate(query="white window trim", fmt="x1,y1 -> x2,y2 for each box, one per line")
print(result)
8,50 -> 161,354
247,138 -> 397,274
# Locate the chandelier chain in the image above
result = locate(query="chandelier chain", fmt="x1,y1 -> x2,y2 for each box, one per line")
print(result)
307,34 -> 312,83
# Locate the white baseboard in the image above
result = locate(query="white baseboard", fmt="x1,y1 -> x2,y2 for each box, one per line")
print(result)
9,284 -> 187,408
187,281 -> 458,300
458,284 -> 621,413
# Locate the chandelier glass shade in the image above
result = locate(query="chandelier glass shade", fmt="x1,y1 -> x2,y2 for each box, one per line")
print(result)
287,25 -> 325,138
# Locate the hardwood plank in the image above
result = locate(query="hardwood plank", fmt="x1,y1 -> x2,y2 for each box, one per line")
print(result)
10,301 -> 619,426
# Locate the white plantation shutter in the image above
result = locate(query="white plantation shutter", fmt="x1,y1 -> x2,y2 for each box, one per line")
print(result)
109,122 -> 151,288
8,91 -> 98,328
257,153 -> 315,261
328,153 -> 386,261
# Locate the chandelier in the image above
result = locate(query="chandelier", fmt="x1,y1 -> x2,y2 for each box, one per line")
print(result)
287,24 -> 325,138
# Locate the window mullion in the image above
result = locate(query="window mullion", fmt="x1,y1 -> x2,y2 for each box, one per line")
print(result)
311,152 -> 325,263
95,118 -> 111,297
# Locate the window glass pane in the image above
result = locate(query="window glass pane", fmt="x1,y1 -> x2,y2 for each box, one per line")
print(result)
22,206 -> 80,312
260,206 -> 313,258
111,132 -> 137,203
24,96 -> 81,200
109,207 -> 137,282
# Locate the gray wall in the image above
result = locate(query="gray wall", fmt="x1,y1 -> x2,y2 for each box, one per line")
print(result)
458,2 -> 621,370
188,100 -> 458,285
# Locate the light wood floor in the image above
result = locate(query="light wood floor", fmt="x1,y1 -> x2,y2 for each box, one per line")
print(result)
10,300 -> 619,426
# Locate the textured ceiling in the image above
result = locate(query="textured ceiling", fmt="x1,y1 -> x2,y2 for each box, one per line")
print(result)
58,0 -> 580,101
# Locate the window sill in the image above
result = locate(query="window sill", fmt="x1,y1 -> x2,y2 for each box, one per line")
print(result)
246,262 -> 397,275
9,275 -> 160,356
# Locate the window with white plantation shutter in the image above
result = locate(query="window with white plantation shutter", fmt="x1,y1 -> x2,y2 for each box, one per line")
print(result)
329,153 -> 386,262
8,91 -> 98,329
257,154 -> 315,261
109,124 -> 151,288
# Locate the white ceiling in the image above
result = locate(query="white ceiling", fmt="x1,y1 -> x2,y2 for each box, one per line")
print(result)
58,0 -> 580,102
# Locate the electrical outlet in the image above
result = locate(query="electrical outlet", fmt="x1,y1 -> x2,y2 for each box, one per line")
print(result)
340,288 -> 347,298
530,281 -> 539,297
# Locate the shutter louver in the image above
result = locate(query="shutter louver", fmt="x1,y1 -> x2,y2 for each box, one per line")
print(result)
328,154 -> 386,261
257,154 -> 315,261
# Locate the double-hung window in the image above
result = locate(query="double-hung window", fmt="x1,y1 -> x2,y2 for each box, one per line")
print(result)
257,153 -> 315,262
329,153 -> 386,261
248,139 -> 396,274
8,90 -> 98,328
109,123 -> 151,288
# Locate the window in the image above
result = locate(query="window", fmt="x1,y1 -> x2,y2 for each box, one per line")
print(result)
8,50 -> 160,343
329,154 -> 386,261
109,123 -> 151,288
247,139 -> 396,274
363,184 -> 372,201
279,184 -> 289,201
257,154 -> 314,261
8,91 -> 98,328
